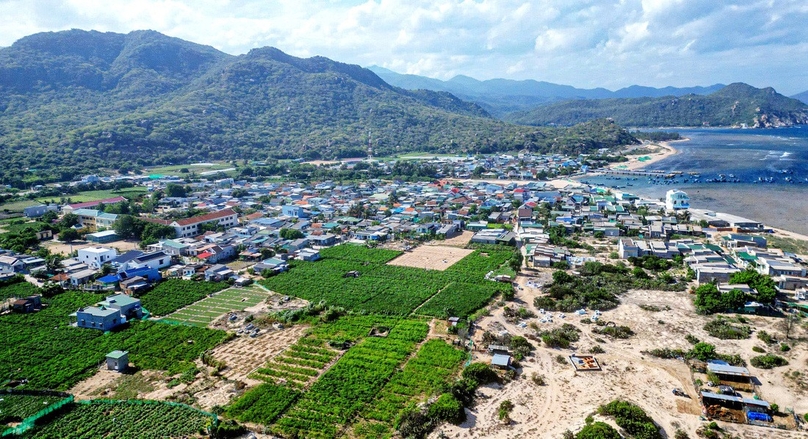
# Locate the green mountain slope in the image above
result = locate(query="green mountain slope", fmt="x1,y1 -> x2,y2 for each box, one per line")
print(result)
506,83 -> 808,127
0,30 -> 637,186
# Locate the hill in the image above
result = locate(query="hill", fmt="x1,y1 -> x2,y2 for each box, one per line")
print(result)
793,90 -> 808,105
368,66 -> 724,116
505,83 -> 808,128
0,30 -> 638,187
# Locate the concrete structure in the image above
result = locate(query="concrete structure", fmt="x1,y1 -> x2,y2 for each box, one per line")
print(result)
77,247 -> 118,269
71,306 -> 125,331
86,230 -> 119,243
98,294 -> 142,319
665,189 -> 690,211
106,350 -> 129,372
143,208 -> 239,238
23,204 -> 58,218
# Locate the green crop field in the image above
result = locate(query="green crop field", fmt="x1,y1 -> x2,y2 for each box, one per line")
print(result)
260,244 -> 514,318
164,286 -> 270,327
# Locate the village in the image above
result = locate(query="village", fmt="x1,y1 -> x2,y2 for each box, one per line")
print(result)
1,152 -> 807,438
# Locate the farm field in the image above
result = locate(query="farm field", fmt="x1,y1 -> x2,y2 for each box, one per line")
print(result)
164,285 -> 270,327
139,279 -> 228,317
20,400 -> 215,439
0,291 -> 228,390
387,245 -> 474,271
0,277 -> 40,301
0,393 -> 69,429
260,244 -> 514,318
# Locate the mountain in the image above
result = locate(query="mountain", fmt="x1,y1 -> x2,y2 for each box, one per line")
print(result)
367,66 -> 724,116
793,90 -> 808,105
0,30 -> 638,186
505,83 -> 808,128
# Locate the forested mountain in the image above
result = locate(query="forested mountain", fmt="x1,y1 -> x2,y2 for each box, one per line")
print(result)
368,66 -> 724,116
0,30 -> 638,187
506,83 -> 808,128
793,90 -> 808,105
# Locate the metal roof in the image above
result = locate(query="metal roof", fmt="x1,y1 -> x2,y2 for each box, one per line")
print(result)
491,353 -> 511,367
707,363 -> 751,377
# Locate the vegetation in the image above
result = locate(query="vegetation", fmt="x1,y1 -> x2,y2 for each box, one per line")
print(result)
0,291 -> 228,390
592,325 -> 634,339
576,421 -> 621,439
260,245 -> 512,317
645,342 -> 744,366
693,283 -> 748,314
540,323 -> 581,349
728,270 -> 777,304
21,400 -> 216,438
0,30 -> 639,187
534,262 -> 685,312
750,354 -> 788,369
0,393 -> 67,426
226,384 -> 300,426
704,317 -> 751,340
507,83 -> 808,128
139,279 -> 228,316
598,399 -> 662,439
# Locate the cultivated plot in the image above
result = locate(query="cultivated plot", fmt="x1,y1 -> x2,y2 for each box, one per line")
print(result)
387,245 -> 474,271
164,286 -> 270,327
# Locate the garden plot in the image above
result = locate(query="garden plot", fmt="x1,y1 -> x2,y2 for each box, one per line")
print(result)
387,245 -> 473,271
164,286 -> 270,327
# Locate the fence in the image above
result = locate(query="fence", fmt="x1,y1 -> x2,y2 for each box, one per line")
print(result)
0,392 -> 74,437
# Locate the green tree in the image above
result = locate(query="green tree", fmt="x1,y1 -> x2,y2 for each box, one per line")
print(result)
576,421 -> 621,439
279,228 -> 305,240
58,228 -> 80,242
691,342 -> 717,361
165,183 -> 188,198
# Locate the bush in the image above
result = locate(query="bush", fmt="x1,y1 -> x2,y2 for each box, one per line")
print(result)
590,345 -> 605,354
428,393 -> 466,424
757,330 -> 775,344
750,354 -> 788,369
752,346 -> 765,353
540,323 -> 581,348
531,373 -> 546,386
497,400 -> 514,421
462,363 -> 498,384
685,334 -> 700,345
704,318 -> 751,340
592,325 -> 634,339
780,343 -> 791,352
397,408 -> 434,438
448,378 -> 478,406
598,399 -> 662,439
576,421 -> 621,439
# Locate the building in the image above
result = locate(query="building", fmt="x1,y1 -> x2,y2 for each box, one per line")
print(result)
86,230 -> 119,244
665,189 -> 690,211
12,295 -> 42,313
62,196 -> 127,214
77,247 -> 118,269
147,208 -> 239,238
71,306 -> 125,331
0,255 -> 25,275
106,350 -> 129,372
205,264 -> 234,281
98,294 -> 142,319
122,251 -> 172,271
23,204 -> 58,218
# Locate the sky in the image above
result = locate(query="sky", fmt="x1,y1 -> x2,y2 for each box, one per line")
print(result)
1,0 -> 807,95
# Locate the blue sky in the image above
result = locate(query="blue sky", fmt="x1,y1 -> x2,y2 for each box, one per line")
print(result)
1,0 -> 807,95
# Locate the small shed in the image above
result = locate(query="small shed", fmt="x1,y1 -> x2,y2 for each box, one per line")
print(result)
106,350 -> 129,372
491,353 -> 512,369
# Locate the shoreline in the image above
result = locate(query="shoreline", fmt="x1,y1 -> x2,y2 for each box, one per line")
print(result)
608,137 -> 688,171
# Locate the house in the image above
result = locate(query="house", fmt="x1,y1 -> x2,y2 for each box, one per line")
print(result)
71,306 -> 125,331
12,295 -> 42,313
77,247 -> 118,269
281,205 -> 308,218
143,208 -> 239,238
416,223 -> 439,236
665,189 -> 690,211
0,255 -> 25,275
297,248 -> 321,261
86,230 -> 119,244
253,257 -> 289,275
124,251 -> 172,271
106,350 -> 129,372
491,353 -> 512,369
120,276 -> 150,295
23,204 -> 58,218
98,294 -> 143,319
196,245 -> 236,264
205,264 -> 234,281
69,269 -> 98,286
309,233 -> 338,247
618,238 -> 640,259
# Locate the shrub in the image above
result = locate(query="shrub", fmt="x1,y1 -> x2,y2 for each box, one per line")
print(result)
462,363 -> 498,384
752,346 -> 765,353
598,399 -> 662,439
750,354 -> 788,369
590,345 -> 605,354
780,343 -> 791,352
497,400 -> 514,421
691,343 -> 716,361
428,393 -> 466,424
593,325 -> 634,339
685,334 -> 700,344
449,378 -> 478,406
757,330 -> 775,344
556,355 -> 568,364
576,421 -> 621,439
704,318 -> 751,340
540,324 -> 581,348
531,373 -> 546,386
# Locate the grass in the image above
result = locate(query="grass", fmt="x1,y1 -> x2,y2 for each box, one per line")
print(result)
144,162 -> 233,175
0,187 -> 149,213
163,286 -> 270,327
765,234 -> 808,256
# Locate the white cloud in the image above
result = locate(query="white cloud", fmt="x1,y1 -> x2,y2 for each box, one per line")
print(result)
0,0 -> 806,94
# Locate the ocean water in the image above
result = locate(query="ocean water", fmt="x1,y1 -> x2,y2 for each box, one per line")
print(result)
577,127 -> 808,235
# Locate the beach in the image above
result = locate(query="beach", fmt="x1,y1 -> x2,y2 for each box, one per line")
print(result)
609,139 -> 685,171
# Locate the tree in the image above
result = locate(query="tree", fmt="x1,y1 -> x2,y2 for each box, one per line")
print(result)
165,183 -> 188,198
279,228 -> 305,240
780,313 -> 799,340
113,215 -> 139,239
693,283 -> 722,314
57,213 -> 79,230
58,228 -> 80,242
691,342 -> 717,361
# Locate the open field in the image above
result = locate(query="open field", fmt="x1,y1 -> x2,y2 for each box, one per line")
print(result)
0,187 -> 148,213
211,325 -> 310,384
143,162 -> 232,175
387,245 -> 474,271
43,239 -> 141,256
434,273 -> 808,439
164,286 -> 271,327
437,230 -> 474,247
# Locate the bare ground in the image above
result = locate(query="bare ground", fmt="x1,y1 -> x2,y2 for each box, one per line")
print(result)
388,245 -> 474,271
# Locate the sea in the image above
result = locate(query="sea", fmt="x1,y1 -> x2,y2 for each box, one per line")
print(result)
575,126 -> 808,235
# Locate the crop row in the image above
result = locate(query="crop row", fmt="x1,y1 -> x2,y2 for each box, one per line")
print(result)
0,277 -> 40,301
23,400 -> 213,439
417,281 -> 509,318
319,245 -> 402,263
0,393 -> 62,423
0,292 -> 228,390
271,320 -> 428,438
226,384 -> 300,426
140,279 -> 227,316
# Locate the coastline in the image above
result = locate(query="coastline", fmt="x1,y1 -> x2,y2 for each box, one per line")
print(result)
608,138 -> 688,171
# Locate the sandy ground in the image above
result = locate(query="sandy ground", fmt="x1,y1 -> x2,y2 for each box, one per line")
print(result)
210,325 -> 309,385
434,230 -> 474,248
388,245 -> 474,271
43,239 -> 141,256
433,272 -> 808,439
609,139 -> 684,171
69,367 -> 124,400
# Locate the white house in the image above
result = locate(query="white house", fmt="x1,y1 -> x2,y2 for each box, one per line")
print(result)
665,189 -> 690,211
121,251 -> 172,272
77,247 -> 118,269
